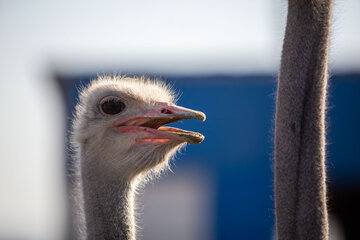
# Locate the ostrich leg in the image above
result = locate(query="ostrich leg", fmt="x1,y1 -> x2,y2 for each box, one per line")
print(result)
274,0 -> 333,239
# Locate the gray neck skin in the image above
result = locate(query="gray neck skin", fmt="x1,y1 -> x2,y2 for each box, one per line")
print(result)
81,156 -> 136,240
275,0 -> 332,239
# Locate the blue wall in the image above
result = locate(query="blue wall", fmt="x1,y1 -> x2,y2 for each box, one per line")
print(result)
59,74 -> 360,239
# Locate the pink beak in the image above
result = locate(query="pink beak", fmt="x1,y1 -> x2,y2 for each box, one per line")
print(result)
113,102 -> 206,144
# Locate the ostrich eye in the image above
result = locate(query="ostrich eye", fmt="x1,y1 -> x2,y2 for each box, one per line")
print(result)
100,98 -> 125,115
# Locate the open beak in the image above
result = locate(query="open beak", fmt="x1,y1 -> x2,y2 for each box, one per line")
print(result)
114,102 -> 206,144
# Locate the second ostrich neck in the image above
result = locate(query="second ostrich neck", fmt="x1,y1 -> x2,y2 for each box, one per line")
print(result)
81,152 -> 136,240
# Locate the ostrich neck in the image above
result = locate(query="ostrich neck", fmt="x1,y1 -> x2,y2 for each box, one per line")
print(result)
275,0 -> 332,239
81,152 -> 136,240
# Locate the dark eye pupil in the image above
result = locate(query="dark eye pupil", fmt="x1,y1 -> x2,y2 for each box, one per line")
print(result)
101,99 -> 125,115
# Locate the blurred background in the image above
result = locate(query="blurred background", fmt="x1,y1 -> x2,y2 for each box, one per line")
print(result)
0,0 -> 359,239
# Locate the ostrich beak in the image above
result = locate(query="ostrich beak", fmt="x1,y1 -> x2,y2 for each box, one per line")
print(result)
114,102 -> 206,144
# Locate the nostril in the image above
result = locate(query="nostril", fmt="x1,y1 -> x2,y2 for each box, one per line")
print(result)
161,108 -> 173,114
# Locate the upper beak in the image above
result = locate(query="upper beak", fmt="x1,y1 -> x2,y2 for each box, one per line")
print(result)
153,102 -> 206,121
114,102 -> 206,128
139,102 -> 206,128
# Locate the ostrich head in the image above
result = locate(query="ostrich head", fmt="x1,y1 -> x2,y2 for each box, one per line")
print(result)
72,76 -> 206,181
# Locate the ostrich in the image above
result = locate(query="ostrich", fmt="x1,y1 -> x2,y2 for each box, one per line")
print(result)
274,0 -> 333,239
70,76 -> 205,240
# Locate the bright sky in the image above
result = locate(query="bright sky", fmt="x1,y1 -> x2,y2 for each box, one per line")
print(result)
0,0 -> 359,239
